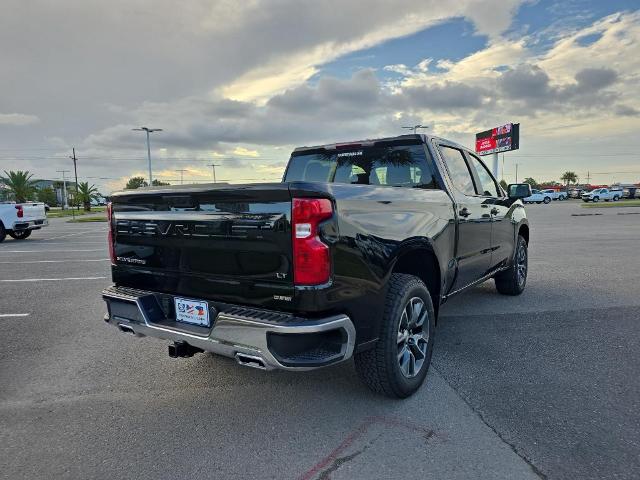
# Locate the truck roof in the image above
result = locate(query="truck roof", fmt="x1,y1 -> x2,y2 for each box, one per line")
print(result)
292,133 -> 470,153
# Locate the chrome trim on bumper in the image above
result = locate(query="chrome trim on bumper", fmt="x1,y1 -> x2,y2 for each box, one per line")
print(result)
13,219 -> 48,230
102,286 -> 355,371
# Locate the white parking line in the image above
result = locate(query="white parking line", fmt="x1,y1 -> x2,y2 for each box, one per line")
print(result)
43,230 -> 102,240
0,313 -> 30,318
0,276 -> 107,282
35,242 -> 105,245
0,259 -> 109,264
0,249 -> 104,254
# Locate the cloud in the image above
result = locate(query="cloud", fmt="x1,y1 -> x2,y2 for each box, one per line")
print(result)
232,147 -> 259,157
496,65 -> 619,110
0,113 -> 39,126
267,69 -> 383,115
573,67 -> 618,91
218,0 -> 526,101
3,3 -> 640,190
401,82 -> 490,110
499,65 -> 552,100
614,105 -> 640,117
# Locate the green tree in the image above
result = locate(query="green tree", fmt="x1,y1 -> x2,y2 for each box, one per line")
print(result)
76,182 -> 100,211
125,177 -> 148,189
522,177 -> 540,189
37,187 -> 57,206
151,179 -> 170,186
66,185 -> 79,209
560,171 -> 578,185
1,170 -> 36,202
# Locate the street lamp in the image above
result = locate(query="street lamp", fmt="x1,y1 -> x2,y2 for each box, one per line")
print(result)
132,127 -> 162,184
402,125 -> 429,134
207,163 -> 220,183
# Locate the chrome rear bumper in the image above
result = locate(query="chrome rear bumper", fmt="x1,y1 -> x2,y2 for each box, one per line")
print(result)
13,219 -> 48,230
102,286 -> 355,371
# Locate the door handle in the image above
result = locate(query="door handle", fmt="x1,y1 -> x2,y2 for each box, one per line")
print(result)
490,207 -> 499,215
459,207 -> 471,218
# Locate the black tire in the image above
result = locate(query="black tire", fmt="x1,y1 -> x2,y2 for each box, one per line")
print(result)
8,230 -> 31,240
495,235 -> 528,295
543,196 -> 551,204
592,196 -> 599,203
613,196 -> 619,202
354,273 -> 435,398
0,223 -> 5,243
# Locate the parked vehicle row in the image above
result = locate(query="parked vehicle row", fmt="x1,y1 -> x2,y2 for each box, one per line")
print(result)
540,189 -> 567,201
523,189 -> 552,204
581,188 -> 622,202
526,185 -> 638,203
523,189 -> 568,204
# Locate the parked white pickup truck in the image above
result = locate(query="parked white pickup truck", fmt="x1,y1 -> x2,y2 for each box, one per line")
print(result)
581,188 -> 622,203
0,202 -> 48,242
523,189 -> 553,204
539,189 -> 567,201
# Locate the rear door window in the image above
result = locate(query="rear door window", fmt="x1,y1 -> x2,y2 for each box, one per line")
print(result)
284,143 -> 439,189
467,153 -> 500,197
438,146 -> 476,196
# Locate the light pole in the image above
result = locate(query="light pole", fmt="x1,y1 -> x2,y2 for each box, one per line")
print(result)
56,170 -> 70,210
207,163 -> 220,183
70,148 -> 79,210
402,125 -> 428,134
132,127 -> 162,184
176,169 -> 187,185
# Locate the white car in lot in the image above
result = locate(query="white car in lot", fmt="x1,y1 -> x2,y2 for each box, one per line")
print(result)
581,188 -> 622,203
0,201 -> 48,242
539,189 -> 567,201
523,189 -> 553,204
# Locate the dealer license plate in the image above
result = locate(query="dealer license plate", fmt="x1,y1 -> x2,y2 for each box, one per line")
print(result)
174,297 -> 210,327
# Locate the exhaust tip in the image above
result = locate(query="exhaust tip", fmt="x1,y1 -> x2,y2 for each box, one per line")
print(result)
118,324 -> 136,335
235,353 -> 267,370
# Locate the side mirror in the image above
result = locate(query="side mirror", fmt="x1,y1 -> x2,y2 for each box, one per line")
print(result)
507,183 -> 532,199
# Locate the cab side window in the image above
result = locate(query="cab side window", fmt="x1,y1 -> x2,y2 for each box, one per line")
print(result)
439,146 -> 476,196
467,153 -> 500,197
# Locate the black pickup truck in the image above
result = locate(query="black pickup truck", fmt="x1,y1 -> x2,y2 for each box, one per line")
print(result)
103,134 -> 531,398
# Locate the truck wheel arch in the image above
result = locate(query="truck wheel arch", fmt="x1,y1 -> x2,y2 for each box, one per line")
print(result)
518,223 -> 529,245
390,247 -> 442,320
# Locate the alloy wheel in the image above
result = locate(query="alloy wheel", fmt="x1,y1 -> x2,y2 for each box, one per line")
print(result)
397,297 -> 429,378
516,242 -> 527,286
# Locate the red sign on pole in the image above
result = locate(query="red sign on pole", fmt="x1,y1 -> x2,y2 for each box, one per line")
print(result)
475,123 -> 519,156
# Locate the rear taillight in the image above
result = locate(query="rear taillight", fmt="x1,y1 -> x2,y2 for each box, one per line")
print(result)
107,202 -> 116,264
15,205 -> 23,218
292,198 -> 333,285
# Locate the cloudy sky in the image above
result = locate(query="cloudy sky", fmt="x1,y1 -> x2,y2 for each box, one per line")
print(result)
1,0 -> 639,192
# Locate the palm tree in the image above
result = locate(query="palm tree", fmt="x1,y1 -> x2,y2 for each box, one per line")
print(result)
76,182 -> 100,211
1,170 -> 37,202
560,171 -> 578,186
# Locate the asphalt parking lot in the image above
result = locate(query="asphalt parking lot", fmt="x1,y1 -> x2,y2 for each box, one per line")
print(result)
1,201 -> 639,480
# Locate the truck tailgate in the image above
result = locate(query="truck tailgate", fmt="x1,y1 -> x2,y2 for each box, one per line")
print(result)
110,184 -> 294,308
20,202 -> 46,220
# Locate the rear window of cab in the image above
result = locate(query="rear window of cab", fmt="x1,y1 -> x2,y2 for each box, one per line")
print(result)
284,143 -> 439,189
